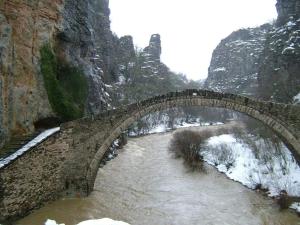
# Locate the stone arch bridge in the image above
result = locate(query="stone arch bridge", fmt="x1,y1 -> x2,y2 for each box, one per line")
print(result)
1,89 -> 300,221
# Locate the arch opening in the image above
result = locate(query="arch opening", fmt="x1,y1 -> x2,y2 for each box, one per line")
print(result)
85,91 -> 300,193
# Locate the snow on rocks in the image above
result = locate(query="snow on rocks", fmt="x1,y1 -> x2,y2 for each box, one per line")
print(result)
213,67 -> 227,72
293,92 -> 300,104
282,46 -> 295,54
0,127 -> 60,169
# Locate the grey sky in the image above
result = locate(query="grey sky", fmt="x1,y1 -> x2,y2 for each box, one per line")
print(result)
109,0 -> 277,80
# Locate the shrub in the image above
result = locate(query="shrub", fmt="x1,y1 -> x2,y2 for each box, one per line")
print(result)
208,143 -> 235,169
169,130 -> 209,171
40,44 -> 88,121
277,190 -> 291,210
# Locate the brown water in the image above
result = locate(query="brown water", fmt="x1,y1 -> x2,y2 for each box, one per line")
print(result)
17,130 -> 300,225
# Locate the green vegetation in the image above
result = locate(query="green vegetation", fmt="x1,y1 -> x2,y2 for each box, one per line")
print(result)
40,44 -> 88,121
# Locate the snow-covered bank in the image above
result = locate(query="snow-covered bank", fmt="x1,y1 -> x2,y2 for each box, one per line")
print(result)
202,134 -> 300,211
0,127 -> 60,169
290,202 -> 300,213
45,218 -> 130,225
129,120 -> 224,136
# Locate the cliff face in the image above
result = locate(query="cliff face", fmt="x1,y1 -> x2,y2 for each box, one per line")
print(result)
276,0 -> 300,25
58,0 -> 112,114
0,0 -> 188,147
0,0 -> 114,146
107,34 -> 198,106
205,0 -> 300,104
0,1 -> 62,146
204,25 -> 271,96
258,7 -> 300,102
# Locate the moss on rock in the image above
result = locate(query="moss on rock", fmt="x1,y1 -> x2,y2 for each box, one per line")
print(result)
40,44 -> 88,121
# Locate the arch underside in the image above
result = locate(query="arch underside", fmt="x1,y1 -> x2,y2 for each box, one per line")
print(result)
85,97 -> 300,193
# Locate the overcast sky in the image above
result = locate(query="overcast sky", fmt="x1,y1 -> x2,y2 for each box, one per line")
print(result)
109,0 -> 277,80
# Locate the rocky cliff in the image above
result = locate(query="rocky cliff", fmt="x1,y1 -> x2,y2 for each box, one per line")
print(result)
205,0 -> 300,104
0,0 -> 62,147
106,34 -> 199,106
258,13 -> 300,102
276,0 -> 300,25
204,25 -> 271,96
0,0 -> 117,146
0,0 -> 199,147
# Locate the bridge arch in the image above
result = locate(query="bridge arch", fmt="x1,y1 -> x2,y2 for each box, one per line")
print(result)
84,90 -> 300,193
1,89 -> 300,221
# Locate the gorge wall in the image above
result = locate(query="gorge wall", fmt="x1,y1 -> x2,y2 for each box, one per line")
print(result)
205,0 -> 300,104
0,0 -> 198,147
0,0 -> 114,147
204,24 -> 272,97
0,1 -> 60,147
105,33 -> 200,106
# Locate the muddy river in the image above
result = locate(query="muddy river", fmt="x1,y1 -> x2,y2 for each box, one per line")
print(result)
17,130 -> 300,225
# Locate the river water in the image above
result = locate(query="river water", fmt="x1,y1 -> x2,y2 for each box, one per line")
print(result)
16,130 -> 300,225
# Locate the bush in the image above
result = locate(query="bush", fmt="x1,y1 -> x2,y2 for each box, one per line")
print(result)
208,143 -> 235,169
169,130 -> 210,171
277,190 -> 291,210
40,44 -> 88,121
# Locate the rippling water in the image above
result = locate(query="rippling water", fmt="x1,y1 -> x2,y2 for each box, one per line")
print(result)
17,130 -> 300,225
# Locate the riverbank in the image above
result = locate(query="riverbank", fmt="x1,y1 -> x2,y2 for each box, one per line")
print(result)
16,129 -> 300,225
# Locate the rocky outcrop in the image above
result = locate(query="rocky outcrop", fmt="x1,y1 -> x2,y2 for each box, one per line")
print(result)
204,25 -> 271,96
0,1 -> 63,147
140,34 -> 168,78
143,34 -> 161,60
0,0 -> 115,146
205,0 -> 300,103
0,1 -> 203,145
58,0 -> 112,114
107,34 -> 197,106
276,0 -> 300,25
258,14 -> 300,102
118,36 -> 135,62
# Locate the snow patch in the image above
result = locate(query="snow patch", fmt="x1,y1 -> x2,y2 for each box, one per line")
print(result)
293,92 -> 300,104
117,76 -> 126,85
282,46 -> 295,54
45,219 -> 65,225
77,218 -> 130,225
286,21 -> 296,27
290,202 -> 300,213
45,218 -> 130,225
213,67 -> 227,72
0,127 -> 60,168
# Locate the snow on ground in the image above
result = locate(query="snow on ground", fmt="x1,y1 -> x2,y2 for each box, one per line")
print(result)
290,202 -> 300,213
45,219 -> 65,225
0,127 -> 60,169
147,122 -> 204,134
45,218 -> 130,225
202,134 -> 300,211
129,121 -> 224,136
